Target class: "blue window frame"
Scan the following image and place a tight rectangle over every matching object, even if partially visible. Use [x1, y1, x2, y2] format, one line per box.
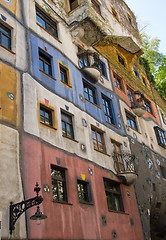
[97, 60, 107, 78]
[102, 95, 116, 125]
[83, 81, 97, 104]
[0, 23, 11, 50]
[39, 50, 52, 76]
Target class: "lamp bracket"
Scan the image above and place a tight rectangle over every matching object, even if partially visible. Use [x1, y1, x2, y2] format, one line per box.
[9, 195, 43, 234]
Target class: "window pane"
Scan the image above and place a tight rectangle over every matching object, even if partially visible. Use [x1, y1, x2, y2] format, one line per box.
[1, 34, 9, 48]
[36, 15, 46, 28]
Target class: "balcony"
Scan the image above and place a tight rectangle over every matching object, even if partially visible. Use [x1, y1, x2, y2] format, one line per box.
[78, 51, 101, 83]
[131, 91, 146, 117]
[112, 151, 138, 185]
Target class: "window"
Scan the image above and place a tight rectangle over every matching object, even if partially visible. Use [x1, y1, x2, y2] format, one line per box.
[102, 95, 116, 125]
[39, 50, 52, 76]
[154, 126, 166, 148]
[144, 100, 152, 114]
[40, 105, 53, 126]
[83, 81, 97, 104]
[111, 6, 119, 21]
[103, 178, 124, 212]
[142, 77, 147, 86]
[61, 111, 74, 139]
[133, 67, 140, 79]
[36, 7, 58, 39]
[91, 0, 101, 14]
[77, 180, 92, 203]
[97, 60, 107, 77]
[79, 52, 89, 68]
[113, 73, 122, 90]
[91, 127, 106, 153]
[126, 111, 138, 131]
[0, 23, 11, 50]
[51, 165, 67, 202]
[118, 54, 125, 66]
[161, 112, 166, 124]
[60, 65, 68, 84]
[69, 0, 79, 11]
[127, 88, 134, 105]
[160, 166, 166, 179]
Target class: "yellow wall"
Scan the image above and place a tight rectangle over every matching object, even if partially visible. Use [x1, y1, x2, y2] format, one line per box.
[0, 0, 20, 18]
[0, 62, 20, 126]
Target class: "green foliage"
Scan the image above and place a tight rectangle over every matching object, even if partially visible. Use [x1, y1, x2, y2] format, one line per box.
[140, 33, 166, 100]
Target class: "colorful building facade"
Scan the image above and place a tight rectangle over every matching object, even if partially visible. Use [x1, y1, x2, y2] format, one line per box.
[0, 0, 166, 239]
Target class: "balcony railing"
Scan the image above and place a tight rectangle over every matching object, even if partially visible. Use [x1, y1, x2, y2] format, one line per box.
[112, 151, 138, 185]
[78, 51, 101, 83]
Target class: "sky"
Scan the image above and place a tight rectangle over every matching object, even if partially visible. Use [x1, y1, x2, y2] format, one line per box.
[124, 0, 166, 55]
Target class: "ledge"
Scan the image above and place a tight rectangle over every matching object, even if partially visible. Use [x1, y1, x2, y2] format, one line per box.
[79, 201, 94, 206]
[94, 148, 110, 157]
[62, 135, 79, 143]
[36, 23, 62, 44]
[128, 126, 141, 135]
[85, 99, 101, 109]
[60, 80, 72, 89]
[53, 200, 72, 205]
[40, 121, 57, 130]
[106, 121, 119, 129]
[0, 44, 15, 55]
[39, 69, 56, 81]
[108, 210, 129, 215]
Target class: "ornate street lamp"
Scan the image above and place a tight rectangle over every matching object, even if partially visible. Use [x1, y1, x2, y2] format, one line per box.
[9, 182, 47, 234]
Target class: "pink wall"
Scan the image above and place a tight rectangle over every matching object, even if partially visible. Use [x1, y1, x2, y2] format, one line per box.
[22, 134, 144, 240]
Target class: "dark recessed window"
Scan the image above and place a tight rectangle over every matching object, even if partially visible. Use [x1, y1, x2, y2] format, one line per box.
[160, 165, 166, 179]
[69, 0, 79, 11]
[126, 111, 138, 131]
[39, 50, 52, 76]
[61, 111, 74, 139]
[142, 77, 147, 86]
[102, 95, 116, 125]
[79, 53, 89, 68]
[118, 55, 125, 66]
[36, 7, 58, 39]
[77, 180, 92, 203]
[103, 178, 124, 212]
[133, 67, 140, 79]
[97, 60, 107, 77]
[40, 105, 53, 126]
[144, 100, 152, 114]
[83, 81, 97, 104]
[60, 65, 68, 84]
[111, 6, 119, 21]
[91, 127, 106, 153]
[51, 165, 67, 202]
[113, 74, 122, 90]
[154, 127, 166, 148]
[127, 88, 134, 105]
[0, 23, 11, 50]
[91, 0, 101, 14]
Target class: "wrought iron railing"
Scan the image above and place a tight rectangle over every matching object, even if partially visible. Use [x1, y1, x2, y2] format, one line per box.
[77, 51, 100, 69]
[112, 151, 138, 174]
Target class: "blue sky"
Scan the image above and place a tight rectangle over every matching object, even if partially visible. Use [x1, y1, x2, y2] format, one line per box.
[124, 0, 166, 55]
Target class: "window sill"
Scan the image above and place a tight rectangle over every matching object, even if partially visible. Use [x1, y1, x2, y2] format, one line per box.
[94, 148, 110, 157]
[53, 200, 72, 205]
[115, 86, 125, 93]
[62, 135, 79, 143]
[85, 99, 101, 109]
[106, 121, 119, 129]
[128, 126, 141, 134]
[79, 201, 94, 206]
[108, 210, 129, 215]
[0, 44, 15, 55]
[60, 80, 72, 88]
[36, 23, 62, 44]
[39, 69, 56, 81]
[40, 121, 57, 130]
